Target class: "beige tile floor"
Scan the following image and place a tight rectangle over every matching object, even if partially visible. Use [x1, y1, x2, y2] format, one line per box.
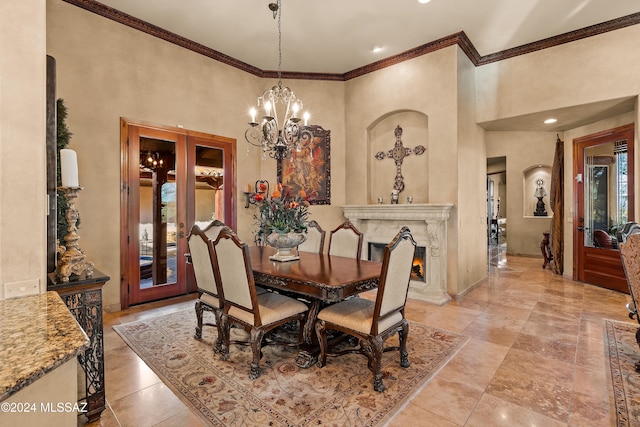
[85, 253, 634, 426]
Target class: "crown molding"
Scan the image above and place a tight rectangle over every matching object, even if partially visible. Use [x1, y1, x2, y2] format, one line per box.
[62, 1, 640, 81]
[476, 12, 640, 66]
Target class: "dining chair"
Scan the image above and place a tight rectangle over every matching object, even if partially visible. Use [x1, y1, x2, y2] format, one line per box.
[297, 220, 326, 254]
[211, 228, 309, 379]
[621, 232, 640, 371]
[200, 219, 228, 241]
[315, 226, 416, 392]
[328, 220, 363, 259]
[186, 224, 227, 352]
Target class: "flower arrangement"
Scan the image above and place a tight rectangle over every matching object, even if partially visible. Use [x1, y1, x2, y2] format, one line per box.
[254, 183, 310, 238]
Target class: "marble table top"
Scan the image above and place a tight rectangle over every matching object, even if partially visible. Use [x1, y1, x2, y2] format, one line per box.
[0, 291, 89, 401]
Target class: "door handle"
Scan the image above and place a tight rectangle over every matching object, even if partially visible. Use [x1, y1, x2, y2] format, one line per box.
[179, 231, 185, 238]
[577, 226, 584, 231]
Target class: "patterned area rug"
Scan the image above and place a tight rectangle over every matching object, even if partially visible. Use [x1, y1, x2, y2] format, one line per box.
[113, 309, 468, 426]
[605, 320, 640, 426]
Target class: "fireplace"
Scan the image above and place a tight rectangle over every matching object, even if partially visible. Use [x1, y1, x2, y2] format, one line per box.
[343, 203, 453, 305]
[368, 242, 426, 282]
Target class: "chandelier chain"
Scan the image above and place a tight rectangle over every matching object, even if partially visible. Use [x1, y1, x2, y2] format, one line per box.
[277, 0, 282, 83]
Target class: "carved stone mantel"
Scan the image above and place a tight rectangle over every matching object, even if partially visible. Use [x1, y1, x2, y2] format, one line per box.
[343, 204, 453, 305]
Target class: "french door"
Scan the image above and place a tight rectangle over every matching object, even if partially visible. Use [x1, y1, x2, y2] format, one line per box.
[121, 119, 236, 308]
[574, 123, 634, 293]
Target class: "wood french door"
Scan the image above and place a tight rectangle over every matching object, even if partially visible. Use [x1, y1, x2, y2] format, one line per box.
[121, 119, 236, 308]
[574, 123, 634, 293]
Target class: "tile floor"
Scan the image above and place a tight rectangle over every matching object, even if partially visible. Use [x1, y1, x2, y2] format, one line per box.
[85, 253, 633, 426]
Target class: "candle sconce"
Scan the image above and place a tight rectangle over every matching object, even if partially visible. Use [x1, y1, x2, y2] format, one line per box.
[56, 186, 94, 282]
[244, 179, 270, 208]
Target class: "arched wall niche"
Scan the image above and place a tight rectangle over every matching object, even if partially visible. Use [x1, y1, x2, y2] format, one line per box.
[523, 164, 552, 217]
[366, 110, 429, 204]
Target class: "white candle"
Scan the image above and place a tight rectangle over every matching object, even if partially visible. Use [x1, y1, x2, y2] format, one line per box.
[303, 112, 310, 126]
[60, 148, 79, 188]
[250, 108, 256, 123]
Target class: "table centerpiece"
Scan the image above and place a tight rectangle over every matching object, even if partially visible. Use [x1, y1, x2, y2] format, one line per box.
[254, 183, 310, 261]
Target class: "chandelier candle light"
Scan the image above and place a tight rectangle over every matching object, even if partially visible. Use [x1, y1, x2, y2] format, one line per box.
[245, 0, 312, 161]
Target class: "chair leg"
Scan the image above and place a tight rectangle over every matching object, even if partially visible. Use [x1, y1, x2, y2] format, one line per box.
[249, 329, 265, 380]
[635, 327, 640, 373]
[194, 299, 203, 339]
[369, 335, 386, 392]
[315, 320, 328, 368]
[398, 320, 410, 368]
[213, 310, 223, 354]
[219, 314, 230, 361]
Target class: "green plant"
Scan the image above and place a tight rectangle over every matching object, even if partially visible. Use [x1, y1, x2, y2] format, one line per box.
[254, 184, 310, 237]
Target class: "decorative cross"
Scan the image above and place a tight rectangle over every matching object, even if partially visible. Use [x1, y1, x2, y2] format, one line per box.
[374, 125, 426, 192]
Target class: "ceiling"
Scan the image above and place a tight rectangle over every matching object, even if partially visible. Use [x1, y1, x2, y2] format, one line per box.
[93, 0, 640, 74]
[84, 0, 640, 131]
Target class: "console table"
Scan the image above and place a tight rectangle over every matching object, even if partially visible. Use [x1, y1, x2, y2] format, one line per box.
[48, 269, 109, 423]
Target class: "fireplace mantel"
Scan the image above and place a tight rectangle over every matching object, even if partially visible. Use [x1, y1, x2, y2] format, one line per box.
[342, 204, 453, 221]
[343, 204, 453, 305]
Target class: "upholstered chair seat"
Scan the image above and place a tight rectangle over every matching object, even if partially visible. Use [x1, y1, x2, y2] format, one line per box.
[316, 226, 416, 392]
[317, 297, 403, 334]
[212, 228, 308, 380]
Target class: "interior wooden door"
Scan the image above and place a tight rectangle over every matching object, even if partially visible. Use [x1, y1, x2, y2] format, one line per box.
[124, 125, 187, 305]
[574, 123, 634, 293]
[121, 119, 236, 308]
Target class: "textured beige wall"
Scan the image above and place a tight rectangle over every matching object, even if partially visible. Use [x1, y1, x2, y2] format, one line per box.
[0, 0, 47, 299]
[44, 0, 640, 305]
[456, 48, 487, 292]
[486, 132, 556, 256]
[47, 0, 346, 309]
[344, 46, 488, 295]
[476, 26, 640, 124]
[479, 25, 640, 277]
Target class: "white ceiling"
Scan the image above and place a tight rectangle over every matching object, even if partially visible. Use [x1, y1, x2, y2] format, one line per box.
[90, 0, 639, 131]
[95, 0, 640, 74]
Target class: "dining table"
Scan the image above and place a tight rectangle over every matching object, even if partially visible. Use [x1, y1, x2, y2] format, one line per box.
[248, 245, 383, 367]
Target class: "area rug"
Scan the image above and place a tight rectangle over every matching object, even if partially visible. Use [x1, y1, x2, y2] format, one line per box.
[113, 309, 468, 426]
[605, 319, 640, 426]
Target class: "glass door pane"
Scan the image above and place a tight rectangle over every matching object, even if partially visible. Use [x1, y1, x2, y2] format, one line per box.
[583, 141, 627, 249]
[139, 138, 178, 288]
[193, 145, 224, 229]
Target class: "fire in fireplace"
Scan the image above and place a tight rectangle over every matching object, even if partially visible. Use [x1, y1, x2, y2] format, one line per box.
[368, 242, 427, 282]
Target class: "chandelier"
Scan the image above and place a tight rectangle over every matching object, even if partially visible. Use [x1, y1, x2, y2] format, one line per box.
[245, 0, 311, 161]
[140, 151, 164, 171]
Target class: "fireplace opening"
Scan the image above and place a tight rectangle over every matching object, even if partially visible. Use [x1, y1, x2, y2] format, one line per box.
[368, 242, 426, 282]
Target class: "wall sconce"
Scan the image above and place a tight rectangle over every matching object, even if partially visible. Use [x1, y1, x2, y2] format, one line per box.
[244, 180, 270, 208]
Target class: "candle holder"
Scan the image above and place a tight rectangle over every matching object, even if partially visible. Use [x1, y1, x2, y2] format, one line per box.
[243, 180, 270, 208]
[56, 186, 94, 282]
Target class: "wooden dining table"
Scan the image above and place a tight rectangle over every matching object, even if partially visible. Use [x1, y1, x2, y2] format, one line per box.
[248, 246, 383, 367]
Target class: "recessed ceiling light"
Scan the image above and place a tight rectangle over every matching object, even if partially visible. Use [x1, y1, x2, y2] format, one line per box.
[544, 118, 557, 124]
[372, 46, 383, 53]
[418, 0, 431, 4]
